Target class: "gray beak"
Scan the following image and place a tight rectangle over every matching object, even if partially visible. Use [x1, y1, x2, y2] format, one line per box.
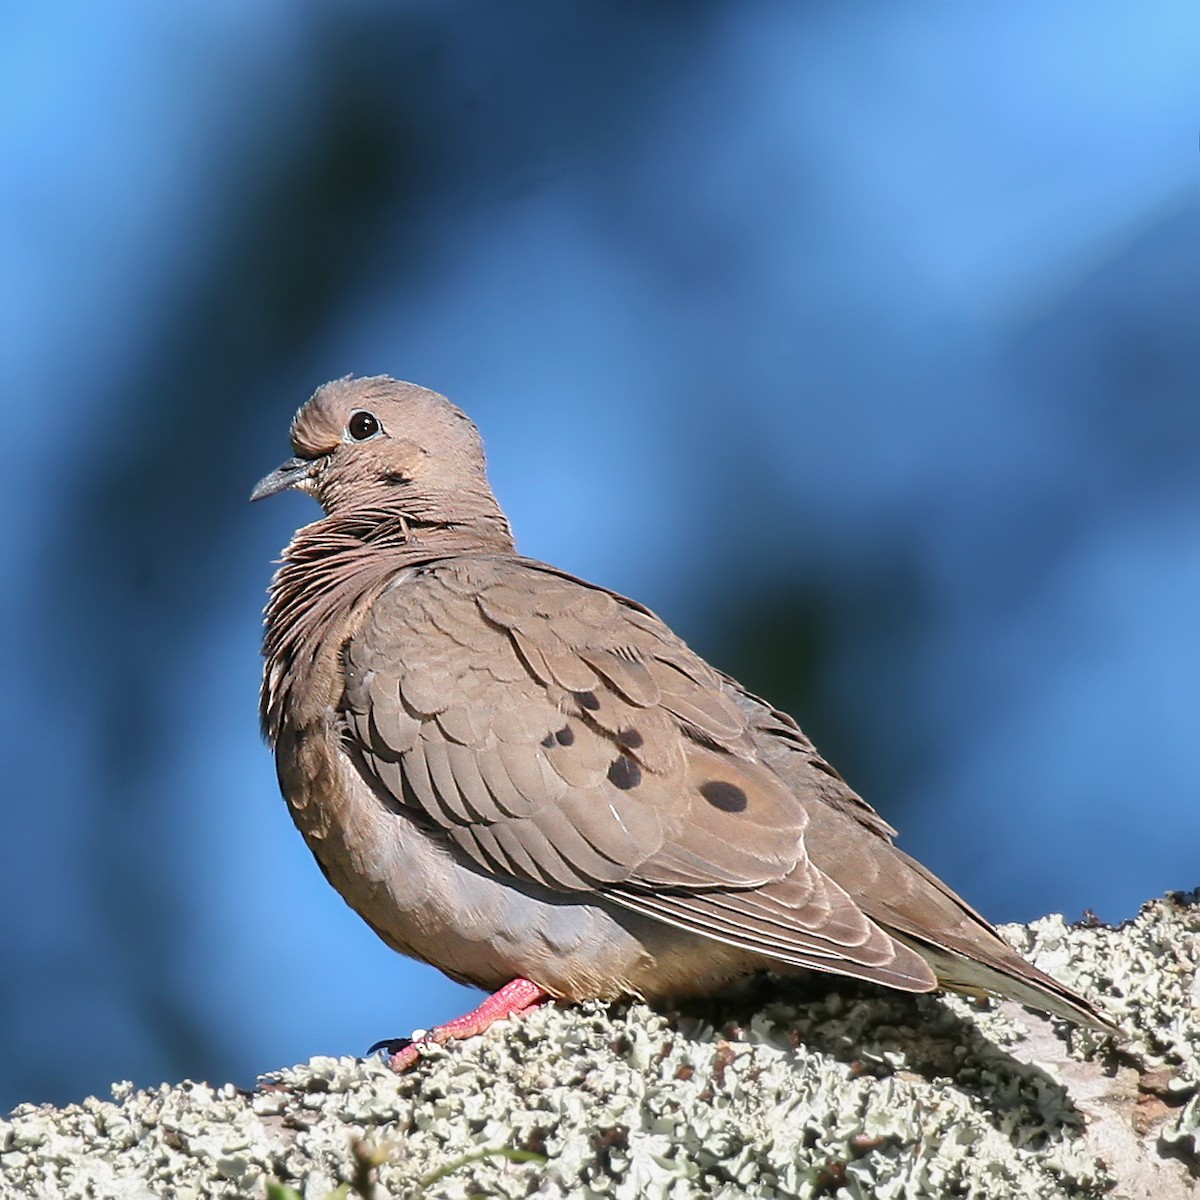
[250, 457, 314, 502]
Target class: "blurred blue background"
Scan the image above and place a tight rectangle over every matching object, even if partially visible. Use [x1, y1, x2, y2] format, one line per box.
[2, 1, 1197, 1112]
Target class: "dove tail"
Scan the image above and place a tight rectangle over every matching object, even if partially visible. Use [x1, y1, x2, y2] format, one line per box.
[888, 931, 1117, 1033]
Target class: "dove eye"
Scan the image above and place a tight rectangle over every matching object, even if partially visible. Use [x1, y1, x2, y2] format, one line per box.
[347, 410, 381, 441]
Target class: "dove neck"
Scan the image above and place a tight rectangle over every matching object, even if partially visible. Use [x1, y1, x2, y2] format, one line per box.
[260, 505, 513, 742]
[317, 480, 516, 555]
[390, 488, 515, 556]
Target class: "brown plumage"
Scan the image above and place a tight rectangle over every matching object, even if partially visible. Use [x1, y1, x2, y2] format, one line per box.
[254, 375, 1113, 1039]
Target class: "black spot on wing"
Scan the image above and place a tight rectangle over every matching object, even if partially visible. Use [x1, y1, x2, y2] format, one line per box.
[555, 725, 575, 746]
[607, 755, 642, 791]
[540, 732, 556, 748]
[574, 690, 601, 711]
[699, 780, 748, 813]
[617, 727, 643, 749]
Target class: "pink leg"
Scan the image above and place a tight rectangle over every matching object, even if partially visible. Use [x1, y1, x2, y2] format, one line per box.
[382, 977, 548, 1072]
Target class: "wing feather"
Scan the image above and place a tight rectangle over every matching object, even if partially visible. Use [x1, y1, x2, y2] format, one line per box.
[342, 556, 915, 980]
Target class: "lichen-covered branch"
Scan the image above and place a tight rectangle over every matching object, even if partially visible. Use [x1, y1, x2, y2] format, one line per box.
[2, 892, 1197, 1199]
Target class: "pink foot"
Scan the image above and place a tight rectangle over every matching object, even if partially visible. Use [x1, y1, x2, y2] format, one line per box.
[377, 977, 548, 1072]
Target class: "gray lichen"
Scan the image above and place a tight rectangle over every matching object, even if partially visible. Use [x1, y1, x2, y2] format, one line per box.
[2, 891, 1197, 1199]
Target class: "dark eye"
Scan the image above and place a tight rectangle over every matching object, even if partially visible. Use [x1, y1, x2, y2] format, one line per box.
[347, 410, 380, 441]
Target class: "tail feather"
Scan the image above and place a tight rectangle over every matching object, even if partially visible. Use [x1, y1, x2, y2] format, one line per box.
[888, 930, 1118, 1033]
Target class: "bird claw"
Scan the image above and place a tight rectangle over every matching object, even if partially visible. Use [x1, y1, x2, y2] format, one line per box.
[369, 978, 549, 1073]
[367, 1036, 413, 1058]
[367, 1035, 425, 1072]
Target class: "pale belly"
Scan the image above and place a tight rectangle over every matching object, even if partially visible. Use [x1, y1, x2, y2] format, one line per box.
[276, 723, 764, 1002]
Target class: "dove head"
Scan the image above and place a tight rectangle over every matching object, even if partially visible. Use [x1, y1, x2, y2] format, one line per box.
[253, 376, 513, 546]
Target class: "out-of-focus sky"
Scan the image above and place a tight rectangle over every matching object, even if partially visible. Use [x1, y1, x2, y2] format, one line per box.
[2, 1, 1196, 1112]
